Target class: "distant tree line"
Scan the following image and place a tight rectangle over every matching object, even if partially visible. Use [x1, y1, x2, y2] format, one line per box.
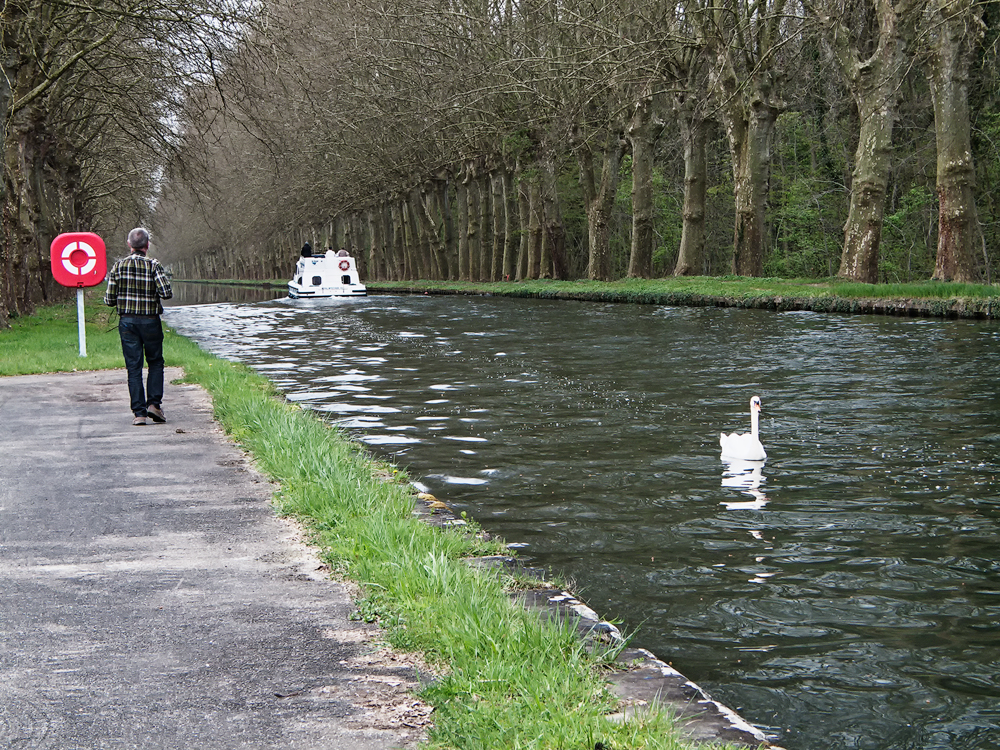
[154, 0, 999, 288]
[2, 0, 997, 327]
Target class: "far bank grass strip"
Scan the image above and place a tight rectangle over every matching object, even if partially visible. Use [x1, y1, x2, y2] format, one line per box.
[177, 274, 1000, 318]
[1, 300, 725, 750]
[362, 277, 1000, 318]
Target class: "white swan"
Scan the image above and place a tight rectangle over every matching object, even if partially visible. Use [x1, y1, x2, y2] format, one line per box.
[720, 395, 767, 461]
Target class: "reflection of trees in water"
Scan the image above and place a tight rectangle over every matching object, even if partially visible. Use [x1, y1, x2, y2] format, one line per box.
[165, 283, 287, 306]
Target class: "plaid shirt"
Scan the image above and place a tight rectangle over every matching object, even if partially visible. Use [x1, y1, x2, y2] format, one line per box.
[104, 252, 173, 315]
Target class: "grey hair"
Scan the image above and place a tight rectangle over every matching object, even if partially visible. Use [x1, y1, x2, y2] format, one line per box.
[127, 227, 150, 250]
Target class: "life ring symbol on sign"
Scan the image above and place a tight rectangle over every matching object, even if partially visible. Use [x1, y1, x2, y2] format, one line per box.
[50, 231, 106, 288]
[339, 259, 350, 271]
[62, 240, 98, 276]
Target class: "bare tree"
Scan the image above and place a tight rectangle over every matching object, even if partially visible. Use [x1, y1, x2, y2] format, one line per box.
[699, 0, 801, 276]
[809, 0, 915, 282]
[151, 0, 996, 288]
[2, 0, 254, 324]
[577, 126, 627, 280]
[627, 87, 658, 278]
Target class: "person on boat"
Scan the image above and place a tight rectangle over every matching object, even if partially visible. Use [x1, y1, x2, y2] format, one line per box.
[336, 247, 350, 257]
[300, 242, 312, 257]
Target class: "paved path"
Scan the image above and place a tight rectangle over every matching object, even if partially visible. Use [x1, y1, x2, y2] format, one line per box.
[0, 368, 429, 749]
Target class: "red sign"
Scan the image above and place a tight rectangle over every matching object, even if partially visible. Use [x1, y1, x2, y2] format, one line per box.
[50, 232, 107, 287]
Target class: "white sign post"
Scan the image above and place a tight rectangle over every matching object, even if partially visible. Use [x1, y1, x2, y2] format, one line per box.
[76, 288, 88, 357]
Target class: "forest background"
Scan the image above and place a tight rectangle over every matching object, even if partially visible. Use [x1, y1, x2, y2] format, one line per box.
[3, 0, 999, 328]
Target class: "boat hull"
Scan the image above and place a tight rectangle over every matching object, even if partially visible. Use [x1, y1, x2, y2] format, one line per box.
[287, 282, 367, 298]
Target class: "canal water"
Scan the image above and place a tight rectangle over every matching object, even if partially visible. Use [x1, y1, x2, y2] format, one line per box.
[164, 285, 1000, 750]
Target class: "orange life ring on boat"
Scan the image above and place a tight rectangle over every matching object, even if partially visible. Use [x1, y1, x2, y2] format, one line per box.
[339, 260, 350, 271]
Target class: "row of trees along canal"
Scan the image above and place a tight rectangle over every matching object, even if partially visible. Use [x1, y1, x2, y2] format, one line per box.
[4, 0, 999, 327]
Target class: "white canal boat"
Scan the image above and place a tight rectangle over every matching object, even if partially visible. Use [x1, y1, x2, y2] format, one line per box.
[287, 251, 367, 298]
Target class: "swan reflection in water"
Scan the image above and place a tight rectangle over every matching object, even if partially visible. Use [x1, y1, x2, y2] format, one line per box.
[721, 459, 769, 510]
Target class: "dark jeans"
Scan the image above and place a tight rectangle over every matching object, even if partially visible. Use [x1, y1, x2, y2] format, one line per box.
[118, 315, 165, 417]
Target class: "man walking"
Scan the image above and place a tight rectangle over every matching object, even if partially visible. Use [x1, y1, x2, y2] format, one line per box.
[104, 227, 173, 425]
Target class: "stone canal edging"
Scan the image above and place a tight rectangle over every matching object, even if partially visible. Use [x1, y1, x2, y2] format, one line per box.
[413, 494, 785, 749]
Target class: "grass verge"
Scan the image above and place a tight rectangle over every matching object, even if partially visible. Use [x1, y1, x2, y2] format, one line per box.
[0, 291, 124, 375]
[362, 277, 1000, 318]
[1, 297, 727, 750]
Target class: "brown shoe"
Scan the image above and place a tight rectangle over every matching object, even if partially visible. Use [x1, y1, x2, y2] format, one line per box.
[133, 415, 147, 426]
[147, 405, 166, 423]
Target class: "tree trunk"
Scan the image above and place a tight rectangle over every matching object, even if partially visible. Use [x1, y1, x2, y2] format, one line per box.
[516, 160, 530, 280]
[627, 92, 655, 278]
[3, 105, 52, 322]
[382, 203, 396, 280]
[366, 208, 383, 280]
[830, 0, 907, 283]
[838, 96, 895, 282]
[710, 33, 782, 278]
[441, 176, 458, 280]
[412, 185, 433, 278]
[724, 99, 779, 276]
[426, 179, 451, 280]
[467, 166, 482, 281]
[526, 171, 542, 279]
[372, 204, 388, 280]
[674, 109, 708, 276]
[925, 0, 985, 282]
[456, 165, 470, 280]
[577, 133, 626, 281]
[350, 212, 366, 278]
[390, 200, 407, 280]
[405, 195, 426, 279]
[502, 166, 518, 281]
[474, 171, 489, 281]
[542, 150, 567, 279]
[490, 168, 505, 281]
